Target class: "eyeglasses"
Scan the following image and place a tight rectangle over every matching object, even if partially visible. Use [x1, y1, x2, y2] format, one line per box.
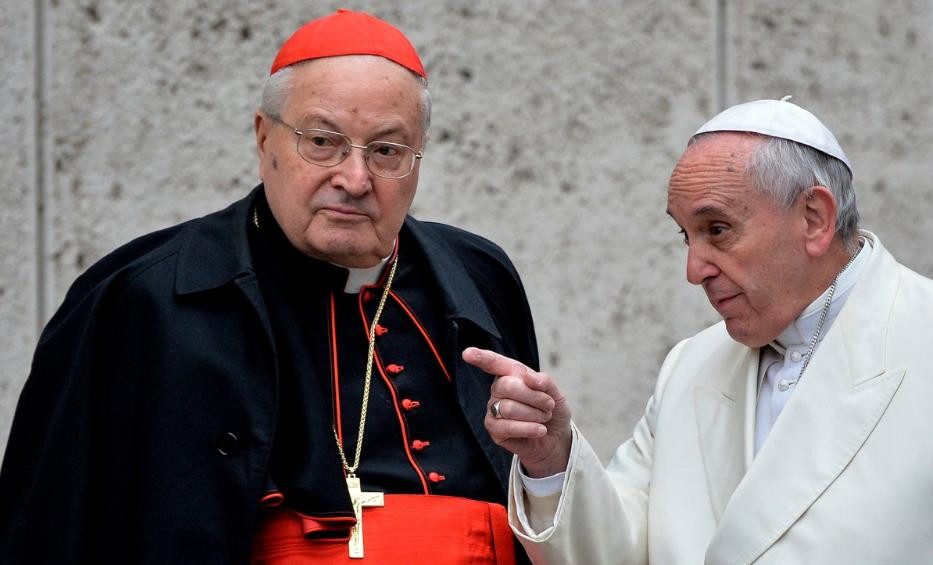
[269, 114, 423, 179]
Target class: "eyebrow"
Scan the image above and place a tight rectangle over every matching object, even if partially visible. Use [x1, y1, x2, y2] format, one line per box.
[301, 116, 339, 131]
[691, 204, 729, 218]
[665, 204, 731, 221]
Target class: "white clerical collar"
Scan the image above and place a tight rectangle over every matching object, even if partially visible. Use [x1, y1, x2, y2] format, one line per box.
[772, 236, 873, 351]
[333, 244, 395, 294]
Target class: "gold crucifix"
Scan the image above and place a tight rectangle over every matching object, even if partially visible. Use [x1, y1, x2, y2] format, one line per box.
[346, 476, 384, 558]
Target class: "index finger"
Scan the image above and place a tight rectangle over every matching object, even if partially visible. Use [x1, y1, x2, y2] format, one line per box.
[462, 347, 529, 378]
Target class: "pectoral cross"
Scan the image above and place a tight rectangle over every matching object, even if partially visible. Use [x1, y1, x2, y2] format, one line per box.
[346, 475, 384, 558]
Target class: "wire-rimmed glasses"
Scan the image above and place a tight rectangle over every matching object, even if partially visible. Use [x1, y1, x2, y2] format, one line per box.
[269, 114, 422, 179]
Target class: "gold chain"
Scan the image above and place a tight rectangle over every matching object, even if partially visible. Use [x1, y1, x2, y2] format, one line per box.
[332, 256, 399, 476]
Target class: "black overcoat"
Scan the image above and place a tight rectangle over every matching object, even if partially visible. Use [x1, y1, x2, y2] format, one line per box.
[0, 187, 538, 564]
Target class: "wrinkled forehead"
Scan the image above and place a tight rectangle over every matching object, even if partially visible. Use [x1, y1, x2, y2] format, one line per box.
[670, 133, 763, 186]
[667, 133, 763, 211]
[285, 55, 424, 124]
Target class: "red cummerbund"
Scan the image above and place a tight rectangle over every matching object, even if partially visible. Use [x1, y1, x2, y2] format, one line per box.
[251, 494, 516, 564]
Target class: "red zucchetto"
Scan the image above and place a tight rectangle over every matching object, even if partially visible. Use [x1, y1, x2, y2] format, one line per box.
[270, 9, 426, 78]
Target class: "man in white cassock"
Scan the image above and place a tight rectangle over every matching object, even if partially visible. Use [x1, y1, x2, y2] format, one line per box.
[464, 98, 933, 564]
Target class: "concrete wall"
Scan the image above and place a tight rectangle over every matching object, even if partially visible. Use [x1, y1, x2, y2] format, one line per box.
[2, 0, 930, 462]
[2, 0, 39, 460]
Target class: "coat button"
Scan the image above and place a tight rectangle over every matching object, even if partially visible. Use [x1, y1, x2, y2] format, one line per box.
[386, 364, 405, 375]
[401, 398, 421, 411]
[411, 439, 430, 451]
[375, 324, 389, 337]
[217, 432, 239, 456]
[428, 472, 446, 483]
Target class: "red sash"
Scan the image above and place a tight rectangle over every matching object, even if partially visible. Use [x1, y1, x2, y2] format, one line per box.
[251, 494, 516, 564]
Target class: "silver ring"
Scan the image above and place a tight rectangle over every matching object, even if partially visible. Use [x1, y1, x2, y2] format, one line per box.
[490, 399, 502, 419]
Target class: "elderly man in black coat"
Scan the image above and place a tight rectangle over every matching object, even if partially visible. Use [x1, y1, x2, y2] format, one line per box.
[0, 10, 537, 564]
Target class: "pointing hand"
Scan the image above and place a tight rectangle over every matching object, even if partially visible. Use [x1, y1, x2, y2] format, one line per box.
[463, 347, 572, 477]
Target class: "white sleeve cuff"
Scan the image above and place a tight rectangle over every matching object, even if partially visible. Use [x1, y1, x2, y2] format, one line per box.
[518, 466, 566, 497]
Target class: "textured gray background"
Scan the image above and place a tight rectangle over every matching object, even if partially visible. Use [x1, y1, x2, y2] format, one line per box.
[2, 0, 930, 463]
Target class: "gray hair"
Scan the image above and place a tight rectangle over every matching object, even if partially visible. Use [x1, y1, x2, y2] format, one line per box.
[690, 132, 860, 252]
[260, 59, 432, 143]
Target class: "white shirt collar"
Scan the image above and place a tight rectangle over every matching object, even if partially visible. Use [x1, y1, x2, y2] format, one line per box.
[334, 245, 395, 294]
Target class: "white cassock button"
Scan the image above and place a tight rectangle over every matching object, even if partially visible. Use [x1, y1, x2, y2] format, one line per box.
[790, 350, 803, 363]
[777, 379, 794, 392]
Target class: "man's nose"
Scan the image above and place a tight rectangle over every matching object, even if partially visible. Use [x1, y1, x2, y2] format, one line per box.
[331, 147, 373, 196]
[686, 244, 719, 285]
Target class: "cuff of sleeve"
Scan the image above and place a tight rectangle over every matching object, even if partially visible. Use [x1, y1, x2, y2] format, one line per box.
[519, 467, 566, 497]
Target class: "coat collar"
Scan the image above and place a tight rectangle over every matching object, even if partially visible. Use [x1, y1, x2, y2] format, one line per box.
[705, 231, 907, 564]
[174, 187, 258, 294]
[401, 217, 503, 340]
[174, 186, 503, 343]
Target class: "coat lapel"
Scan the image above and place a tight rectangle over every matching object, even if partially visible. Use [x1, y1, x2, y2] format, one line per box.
[706, 234, 907, 564]
[694, 344, 756, 522]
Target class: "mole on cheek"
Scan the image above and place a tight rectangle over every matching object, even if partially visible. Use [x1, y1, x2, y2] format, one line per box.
[272, 156, 279, 170]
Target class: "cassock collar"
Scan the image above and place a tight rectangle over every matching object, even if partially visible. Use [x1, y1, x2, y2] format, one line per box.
[175, 185, 502, 340]
[341, 254, 391, 293]
[772, 236, 873, 351]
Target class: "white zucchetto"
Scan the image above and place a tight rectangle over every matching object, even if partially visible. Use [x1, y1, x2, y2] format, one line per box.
[694, 96, 852, 173]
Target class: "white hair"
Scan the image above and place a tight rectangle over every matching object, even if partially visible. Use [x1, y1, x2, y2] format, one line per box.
[689, 132, 860, 253]
[260, 59, 432, 142]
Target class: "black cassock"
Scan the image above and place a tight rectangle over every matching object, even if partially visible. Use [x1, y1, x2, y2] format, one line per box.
[0, 186, 538, 564]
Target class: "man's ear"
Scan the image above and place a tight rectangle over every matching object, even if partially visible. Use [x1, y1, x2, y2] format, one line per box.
[255, 112, 271, 180]
[255, 112, 269, 157]
[802, 185, 838, 258]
